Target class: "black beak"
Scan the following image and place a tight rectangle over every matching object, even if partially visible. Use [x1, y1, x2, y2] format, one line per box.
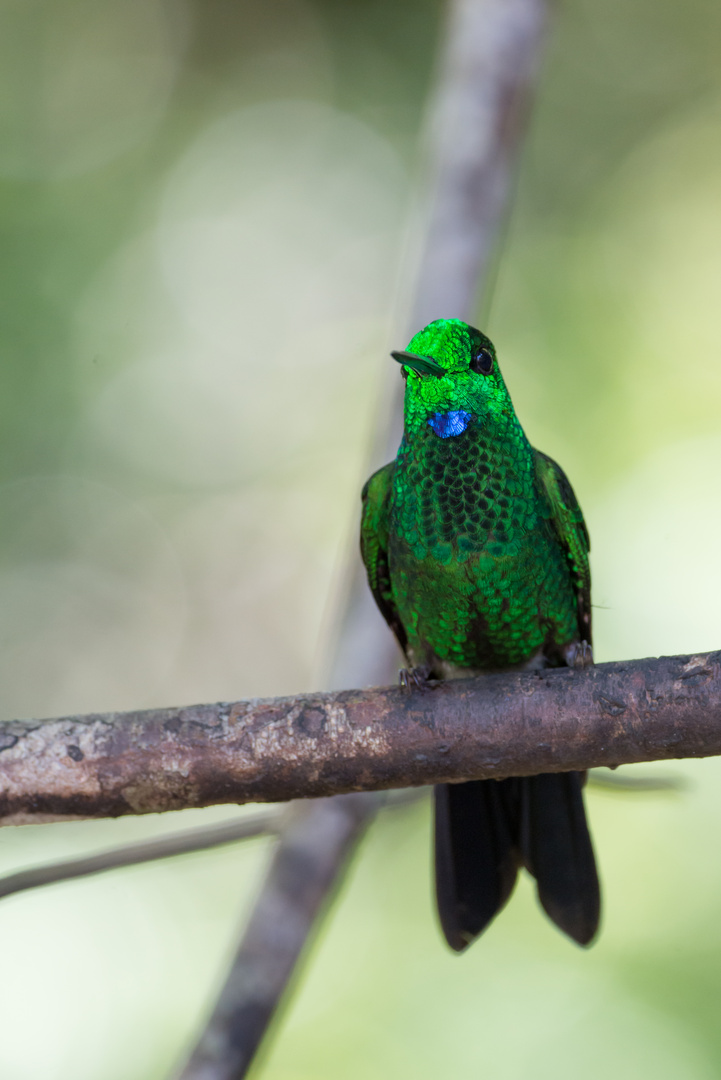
[391, 350, 446, 378]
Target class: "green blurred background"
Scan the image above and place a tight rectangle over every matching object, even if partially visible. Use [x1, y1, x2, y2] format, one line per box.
[0, 0, 720, 1076]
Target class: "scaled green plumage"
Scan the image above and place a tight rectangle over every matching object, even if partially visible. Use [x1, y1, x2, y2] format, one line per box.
[362, 319, 591, 672]
[361, 318, 599, 950]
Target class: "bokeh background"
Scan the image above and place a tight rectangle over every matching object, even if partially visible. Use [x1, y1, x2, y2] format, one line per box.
[0, 0, 720, 1076]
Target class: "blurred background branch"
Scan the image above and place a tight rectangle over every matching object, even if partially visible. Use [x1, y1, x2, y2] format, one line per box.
[174, 795, 376, 1080]
[0, 771, 681, 906]
[0, 810, 279, 901]
[173, 1, 549, 1076]
[0, 790, 424, 902]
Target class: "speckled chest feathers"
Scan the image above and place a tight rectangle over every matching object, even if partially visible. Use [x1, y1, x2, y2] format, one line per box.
[361, 319, 591, 676]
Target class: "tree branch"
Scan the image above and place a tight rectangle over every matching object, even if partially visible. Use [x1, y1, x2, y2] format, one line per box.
[0, 790, 423, 902]
[1, 651, 717, 825]
[0, 811, 278, 901]
[408, 0, 547, 330]
[173, 796, 375, 1080]
[173, 0, 550, 1075]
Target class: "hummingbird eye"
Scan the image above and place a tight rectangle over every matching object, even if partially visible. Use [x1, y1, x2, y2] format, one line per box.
[470, 348, 494, 375]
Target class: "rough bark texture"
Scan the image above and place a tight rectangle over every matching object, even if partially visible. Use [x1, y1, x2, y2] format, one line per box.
[174, 796, 375, 1080]
[0, 651, 718, 826]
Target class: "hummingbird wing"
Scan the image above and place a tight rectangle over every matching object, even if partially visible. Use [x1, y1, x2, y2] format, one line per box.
[526, 449, 599, 945]
[533, 449, 592, 647]
[360, 462, 408, 653]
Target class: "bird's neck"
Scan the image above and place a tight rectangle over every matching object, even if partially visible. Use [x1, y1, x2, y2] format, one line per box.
[398, 407, 532, 478]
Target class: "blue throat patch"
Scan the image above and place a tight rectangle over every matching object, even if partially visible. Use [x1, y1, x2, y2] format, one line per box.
[428, 409, 472, 439]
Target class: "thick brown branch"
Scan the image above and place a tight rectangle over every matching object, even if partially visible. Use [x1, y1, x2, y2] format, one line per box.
[0, 651, 717, 825]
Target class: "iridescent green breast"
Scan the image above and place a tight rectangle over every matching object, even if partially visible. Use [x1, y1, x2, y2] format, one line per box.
[387, 414, 578, 670]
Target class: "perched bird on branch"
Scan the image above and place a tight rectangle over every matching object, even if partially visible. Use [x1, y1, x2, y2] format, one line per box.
[361, 318, 600, 950]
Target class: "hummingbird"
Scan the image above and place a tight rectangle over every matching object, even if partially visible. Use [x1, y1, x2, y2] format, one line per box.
[360, 318, 600, 951]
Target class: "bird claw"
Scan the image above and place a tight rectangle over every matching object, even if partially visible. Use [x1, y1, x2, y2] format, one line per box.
[565, 640, 594, 669]
[399, 665, 433, 691]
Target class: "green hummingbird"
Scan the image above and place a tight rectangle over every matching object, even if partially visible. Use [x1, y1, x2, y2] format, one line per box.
[360, 318, 600, 951]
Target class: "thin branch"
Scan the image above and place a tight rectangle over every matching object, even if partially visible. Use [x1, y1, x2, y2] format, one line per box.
[172, 795, 376, 1080]
[587, 769, 688, 793]
[0, 811, 279, 901]
[0, 650, 717, 825]
[0, 790, 425, 903]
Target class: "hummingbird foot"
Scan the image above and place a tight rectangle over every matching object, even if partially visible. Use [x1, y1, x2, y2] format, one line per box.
[399, 665, 433, 691]
[564, 640, 594, 669]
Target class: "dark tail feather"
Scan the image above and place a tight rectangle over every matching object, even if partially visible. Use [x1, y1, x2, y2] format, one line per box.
[520, 771, 600, 946]
[434, 779, 520, 952]
[434, 773, 601, 951]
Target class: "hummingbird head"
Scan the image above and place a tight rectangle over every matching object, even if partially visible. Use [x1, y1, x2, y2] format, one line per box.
[392, 318, 512, 439]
